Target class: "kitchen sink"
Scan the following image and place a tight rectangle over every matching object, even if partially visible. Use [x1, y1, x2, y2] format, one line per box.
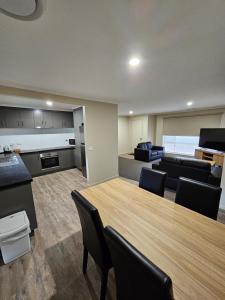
[0, 156, 19, 167]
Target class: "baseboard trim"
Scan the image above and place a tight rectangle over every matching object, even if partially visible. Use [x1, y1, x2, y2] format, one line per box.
[89, 175, 119, 186]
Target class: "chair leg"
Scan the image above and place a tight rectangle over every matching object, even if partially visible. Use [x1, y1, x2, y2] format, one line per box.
[83, 247, 88, 274]
[100, 269, 109, 300]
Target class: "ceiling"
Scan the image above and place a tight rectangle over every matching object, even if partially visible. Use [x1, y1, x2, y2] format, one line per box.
[0, 94, 80, 111]
[0, 0, 225, 115]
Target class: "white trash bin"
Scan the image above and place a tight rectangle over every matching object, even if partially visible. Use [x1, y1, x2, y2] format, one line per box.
[0, 211, 31, 264]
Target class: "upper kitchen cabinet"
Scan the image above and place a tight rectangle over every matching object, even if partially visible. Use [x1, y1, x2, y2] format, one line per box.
[34, 110, 53, 128]
[0, 106, 74, 129]
[61, 112, 74, 128]
[18, 109, 35, 128]
[0, 108, 7, 128]
[0, 107, 34, 128]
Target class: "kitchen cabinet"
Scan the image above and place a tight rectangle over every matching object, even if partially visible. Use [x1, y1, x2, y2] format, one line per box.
[0, 106, 74, 129]
[58, 148, 75, 169]
[0, 109, 6, 128]
[51, 111, 73, 128]
[20, 152, 42, 176]
[19, 109, 34, 128]
[2, 108, 21, 128]
[61, 112, 74, 128]
[0, 107, 34, 128]
[34, 110, 53, 129]
[21, 148, 75, 177]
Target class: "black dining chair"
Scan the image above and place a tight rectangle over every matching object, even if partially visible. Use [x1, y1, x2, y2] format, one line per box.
[139, 167, 167, 196]
[104, 226, 174, 300]
[175, 177, 222, 220]
[71, 190, 112, 300]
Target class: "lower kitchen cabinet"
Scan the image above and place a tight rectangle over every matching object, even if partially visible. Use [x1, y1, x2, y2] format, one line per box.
[74, 146, 82, 170]
[20, 152, 41, 176]
[58, 149, 75, 169]
[20, 148, 76, 177]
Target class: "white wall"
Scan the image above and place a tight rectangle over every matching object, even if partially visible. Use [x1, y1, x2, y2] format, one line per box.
[0, 133, 74, 151]
[118, 117, 131, 154]
[148, 115, 156, 144]
[0, 86, 118, 185]
[129, 115, 148, 150]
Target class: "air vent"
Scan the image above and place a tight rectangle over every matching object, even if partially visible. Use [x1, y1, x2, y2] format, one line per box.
[0, 0, 44, 20]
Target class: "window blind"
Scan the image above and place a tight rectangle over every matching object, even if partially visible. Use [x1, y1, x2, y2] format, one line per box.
[163, 114, 222, 136]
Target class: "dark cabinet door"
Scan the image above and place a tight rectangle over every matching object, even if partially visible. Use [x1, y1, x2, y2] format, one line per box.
[0, 110, 6, 128]
[33, 109, 43, 128]
[74, 146, 82, 170]
[52, 111, 64, 128]
[4, 108, 21, 128]
[19, 109, 35, 128]
[43, 111, 53, 128]
[34, 110, 53, 128]
[61, 112, 74, 128]
[20, 153, 42, 176]
[58, 149, 75, 168]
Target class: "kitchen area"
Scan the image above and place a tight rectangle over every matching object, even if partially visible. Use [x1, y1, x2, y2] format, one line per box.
[0, 104, 87, 263]
[0, 106, 86, 177]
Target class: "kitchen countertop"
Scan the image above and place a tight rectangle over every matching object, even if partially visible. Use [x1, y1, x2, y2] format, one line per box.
[0, 153, 32, 189]
[20, 145, 76, 154]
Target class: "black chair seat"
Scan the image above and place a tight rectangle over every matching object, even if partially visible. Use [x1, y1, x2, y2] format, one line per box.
[175, 177, 222, 220]
[104, 226, 174, 300]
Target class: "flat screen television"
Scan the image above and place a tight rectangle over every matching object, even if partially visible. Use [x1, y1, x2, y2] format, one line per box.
[199, 128, 225, 152]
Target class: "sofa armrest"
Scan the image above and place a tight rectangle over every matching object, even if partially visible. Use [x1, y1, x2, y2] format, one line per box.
[208, 175, 221, 187]
[134, 148, 151, 162]
[151, 146, 165, 151]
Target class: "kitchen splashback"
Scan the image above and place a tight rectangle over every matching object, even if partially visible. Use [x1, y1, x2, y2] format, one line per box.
[0, 133, 75, 151]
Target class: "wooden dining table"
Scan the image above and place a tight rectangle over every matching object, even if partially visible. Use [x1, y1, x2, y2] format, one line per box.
[81, 178, 225, 300]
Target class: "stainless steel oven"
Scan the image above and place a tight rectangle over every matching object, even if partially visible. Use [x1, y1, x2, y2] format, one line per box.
[40, 152, 59, 170]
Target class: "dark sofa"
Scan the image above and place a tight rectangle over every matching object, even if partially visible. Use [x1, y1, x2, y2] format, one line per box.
[134, 142, 164, 162]
[152, 157, 221, 190]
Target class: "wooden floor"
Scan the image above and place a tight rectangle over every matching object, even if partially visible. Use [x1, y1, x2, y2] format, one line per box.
[0, 170, 224, 300]
[0, 169, 116, 300]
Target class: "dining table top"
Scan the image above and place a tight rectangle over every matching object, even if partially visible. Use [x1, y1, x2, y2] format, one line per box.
[80, 178, 225, 300]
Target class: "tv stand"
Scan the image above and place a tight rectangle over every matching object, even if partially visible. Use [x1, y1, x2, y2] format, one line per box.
[195, 148, 224, 167]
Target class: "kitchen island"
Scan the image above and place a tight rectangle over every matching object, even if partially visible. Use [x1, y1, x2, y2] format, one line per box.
[0, 153, 37, 232]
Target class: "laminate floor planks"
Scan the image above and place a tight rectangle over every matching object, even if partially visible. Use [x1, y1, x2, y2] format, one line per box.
[0, 170, 224, 300]
[0, 169, 116, 300]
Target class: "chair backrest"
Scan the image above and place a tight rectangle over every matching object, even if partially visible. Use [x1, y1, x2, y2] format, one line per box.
[175, 177, 222, 220]
[139, 167, 167, 196]
[104, 226, 174, 300]
[71, 190, 111, 269]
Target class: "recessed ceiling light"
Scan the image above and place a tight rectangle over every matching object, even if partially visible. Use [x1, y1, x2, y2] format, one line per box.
[129, 57, 140, 67]
[187, 101, 193, 106]
[129, 110, 134, 115]
[46, 100, 53, 106]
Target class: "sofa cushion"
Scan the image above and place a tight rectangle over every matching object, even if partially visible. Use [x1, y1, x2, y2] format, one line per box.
[146, 142, 152, 150]
[181, 159, 211, 170]
[137, 142, 152, 150]
[161, 157, 182, 164]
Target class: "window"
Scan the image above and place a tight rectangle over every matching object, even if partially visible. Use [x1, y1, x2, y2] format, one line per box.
[163, 136, 199, 155]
